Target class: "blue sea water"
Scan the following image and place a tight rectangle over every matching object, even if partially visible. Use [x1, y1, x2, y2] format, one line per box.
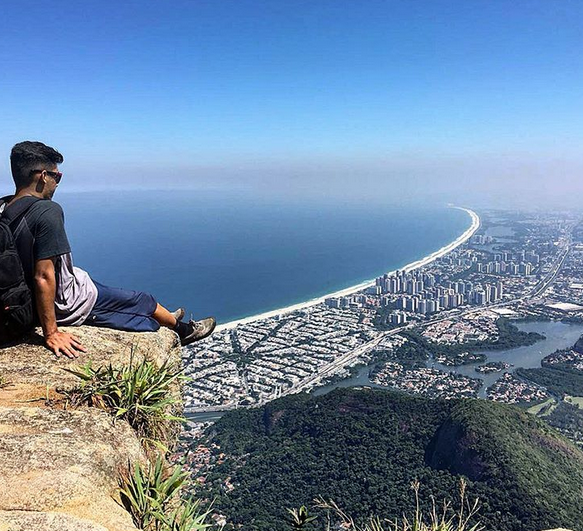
[56, 191, 470, 324]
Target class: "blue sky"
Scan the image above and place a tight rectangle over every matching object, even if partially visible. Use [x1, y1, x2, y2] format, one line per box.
[1, 0, 583, 206]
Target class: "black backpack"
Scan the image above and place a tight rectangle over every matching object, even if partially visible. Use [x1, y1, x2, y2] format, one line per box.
[0, 197, 40, 344]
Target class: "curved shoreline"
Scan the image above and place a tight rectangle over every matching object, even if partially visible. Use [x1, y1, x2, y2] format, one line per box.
[217, 206, 480, 331]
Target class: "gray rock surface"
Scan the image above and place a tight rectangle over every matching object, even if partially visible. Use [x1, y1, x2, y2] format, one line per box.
[0, 326, 178, 392]
[0, 406, 142, 530]
[0, 326, 182, 531]
[0, 509, 110, 530]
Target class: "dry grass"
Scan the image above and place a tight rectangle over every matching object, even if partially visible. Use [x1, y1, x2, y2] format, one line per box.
[289, 480, 483, 531]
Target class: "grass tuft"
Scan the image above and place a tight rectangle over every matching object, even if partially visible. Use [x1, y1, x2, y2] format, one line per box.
[289, 479, 482, 531]
[64, 352, 186, 446]
[120, 456, 212, 531]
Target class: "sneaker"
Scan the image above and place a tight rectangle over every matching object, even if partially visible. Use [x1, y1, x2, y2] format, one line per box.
[171, 308, 185, 321]
[180, 317, 216, 346]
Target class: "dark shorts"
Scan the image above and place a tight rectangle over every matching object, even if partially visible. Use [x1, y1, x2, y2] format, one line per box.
[85, 281, 160, 332]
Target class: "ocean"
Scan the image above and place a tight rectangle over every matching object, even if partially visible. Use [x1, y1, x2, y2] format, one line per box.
[56, 191, 470, 324]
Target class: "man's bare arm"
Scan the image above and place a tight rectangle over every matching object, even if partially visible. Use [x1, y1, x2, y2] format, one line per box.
[34, 258, 87, 358]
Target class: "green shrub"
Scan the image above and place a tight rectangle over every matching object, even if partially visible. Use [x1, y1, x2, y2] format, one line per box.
[65, 354, 186, 445]
[120, 456, 212, 531]
[287, 506, 317, 529]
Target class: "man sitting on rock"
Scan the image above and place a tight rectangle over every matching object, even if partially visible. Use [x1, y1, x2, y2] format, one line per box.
[1, 141, 215, 358]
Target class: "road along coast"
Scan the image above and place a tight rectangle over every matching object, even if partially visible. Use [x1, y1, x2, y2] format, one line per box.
[217, 206, 480, 332]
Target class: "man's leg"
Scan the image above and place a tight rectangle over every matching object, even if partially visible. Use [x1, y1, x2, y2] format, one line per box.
[159, 304, 216, 346]
[152, 303, 178, 328]
[87, 282, 215, 345]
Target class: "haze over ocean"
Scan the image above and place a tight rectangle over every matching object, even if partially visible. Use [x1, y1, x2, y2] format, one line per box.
[56, 191, 470, 324]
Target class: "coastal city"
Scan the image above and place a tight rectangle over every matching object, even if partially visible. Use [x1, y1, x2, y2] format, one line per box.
[182, 207, 583, 417]
[6, 5, 583, 531]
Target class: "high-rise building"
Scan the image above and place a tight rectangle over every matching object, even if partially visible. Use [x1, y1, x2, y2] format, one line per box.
[448, 293, 459, 308]
[423, 274, 436, 287]
[406, 280, 416, 295]
[388, 277, 398, 293]
[490, 285, 498, 301]
[340, 297, 352, 308]
[325, 298, 340, 308]
[389, 312, 407, 325]
[405, 297, 418, 312]
[398, 276, 404, 293]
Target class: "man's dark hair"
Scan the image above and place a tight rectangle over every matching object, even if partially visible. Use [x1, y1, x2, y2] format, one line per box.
[10, 141, 64, 189]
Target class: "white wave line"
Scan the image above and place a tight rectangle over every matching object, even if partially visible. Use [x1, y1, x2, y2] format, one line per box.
[217, 206, 480, 331]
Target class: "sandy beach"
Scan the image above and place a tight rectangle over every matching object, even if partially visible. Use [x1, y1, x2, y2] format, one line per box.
[218, 207, 480, 331]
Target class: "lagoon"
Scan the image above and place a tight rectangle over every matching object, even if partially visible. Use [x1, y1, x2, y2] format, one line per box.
[314, 320, 583, 398]
[187, 320, 583, 421]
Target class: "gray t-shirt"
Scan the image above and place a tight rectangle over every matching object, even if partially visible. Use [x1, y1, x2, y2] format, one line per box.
[53, 252, 98, 326]
[4, 198, 97, 326]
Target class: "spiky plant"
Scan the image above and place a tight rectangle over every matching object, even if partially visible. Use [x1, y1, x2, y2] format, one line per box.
[64, 353, 186, 445]
[287, 506, 317, 529]
[119, 456, 212, 531]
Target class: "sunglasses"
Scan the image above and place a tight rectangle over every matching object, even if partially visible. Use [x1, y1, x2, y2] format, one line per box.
[30, 169, 63, 184]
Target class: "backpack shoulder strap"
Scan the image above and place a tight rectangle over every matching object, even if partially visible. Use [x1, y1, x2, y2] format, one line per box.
[1, 197, 42, 226]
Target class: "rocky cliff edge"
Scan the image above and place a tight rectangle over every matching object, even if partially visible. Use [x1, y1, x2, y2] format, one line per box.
[0, 327, 575, 531]
[0, 326, 181, 531]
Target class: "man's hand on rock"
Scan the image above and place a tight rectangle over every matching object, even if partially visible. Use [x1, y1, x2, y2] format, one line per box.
[45, 331, 87, 359]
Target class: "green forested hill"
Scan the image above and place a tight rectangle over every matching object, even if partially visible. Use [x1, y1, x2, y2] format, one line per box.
[199, 389, 583, 531]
